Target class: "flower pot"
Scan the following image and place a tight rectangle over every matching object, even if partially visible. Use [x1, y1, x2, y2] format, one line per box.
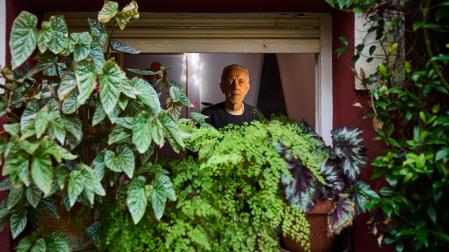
[282, 200, 334, 252]
[40, 199, 95, 251]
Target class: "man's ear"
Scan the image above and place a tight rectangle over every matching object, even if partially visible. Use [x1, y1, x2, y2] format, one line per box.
[220, 82, 226, 94]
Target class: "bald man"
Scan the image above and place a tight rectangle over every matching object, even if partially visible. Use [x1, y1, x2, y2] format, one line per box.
[202, 64, 257, 129]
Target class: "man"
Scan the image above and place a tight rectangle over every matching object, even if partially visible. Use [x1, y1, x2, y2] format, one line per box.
[202, 64, 257, 129]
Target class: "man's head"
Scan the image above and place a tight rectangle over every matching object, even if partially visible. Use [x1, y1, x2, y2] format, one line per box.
[220, 64, 250, 108]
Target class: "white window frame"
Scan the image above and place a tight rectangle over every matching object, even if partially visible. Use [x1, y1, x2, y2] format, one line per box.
[49, 12, 333, 144]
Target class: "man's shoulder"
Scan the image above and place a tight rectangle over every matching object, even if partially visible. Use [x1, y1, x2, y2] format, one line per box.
[201, 102, 226, 114]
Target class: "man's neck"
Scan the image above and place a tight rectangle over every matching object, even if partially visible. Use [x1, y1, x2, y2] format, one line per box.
[225, 101, 244, 115]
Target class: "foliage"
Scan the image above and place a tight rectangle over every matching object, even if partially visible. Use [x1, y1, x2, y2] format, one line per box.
[98, 120, 324, 252]
[326, 0, 449, 251]
[0, 0, 190, 249]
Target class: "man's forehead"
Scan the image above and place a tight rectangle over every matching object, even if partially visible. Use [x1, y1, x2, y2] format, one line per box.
[224, 68, 248, 78]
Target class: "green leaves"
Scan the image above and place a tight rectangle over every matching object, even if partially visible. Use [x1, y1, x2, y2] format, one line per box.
[88, 18, 107, 45]
[10, 11, 38, 69]
[104, 146, 135, 178]
[68, 164, 105, 207]
[75, 60, 96, 105]
[111, 39, 140, 54]
[31, 151, 53, 195]
[130, 77, 160, 114]
[169, 85, 192, 107]
[10, 209, 28, 239]
[100, 59, 126, 115]
[70, 32, 92, 62]
[98, 1, 119, 24]
[126, 176, 147, 224]
[132, 112, 152, 153]
[150, 174, 176, 220]
[37, 15, 68, 54]
[35, 109, 49, 138]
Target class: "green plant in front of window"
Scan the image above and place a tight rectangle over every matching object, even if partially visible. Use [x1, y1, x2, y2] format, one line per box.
[99, 119, 325, 252]
[0, 1, 191, 250]
[326, 0, 449, 251]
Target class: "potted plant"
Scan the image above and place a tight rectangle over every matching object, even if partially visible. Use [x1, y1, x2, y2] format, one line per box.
[0, 1, 191, 250]
[276, 126, 379, 252]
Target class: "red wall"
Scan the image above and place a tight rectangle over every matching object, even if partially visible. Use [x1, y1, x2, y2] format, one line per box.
[2, 1, 391, 251]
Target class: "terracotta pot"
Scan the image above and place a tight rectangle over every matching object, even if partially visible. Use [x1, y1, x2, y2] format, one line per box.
[282, 200, 335, 252]
[40, 199, 95, 251]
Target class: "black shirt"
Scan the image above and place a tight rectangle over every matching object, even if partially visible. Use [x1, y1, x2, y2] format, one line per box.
[201, 102, 257, 129]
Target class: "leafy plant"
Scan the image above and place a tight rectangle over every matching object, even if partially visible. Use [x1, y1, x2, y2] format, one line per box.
[0, 1, 191, 249]
[326, 0, 449, 251]
[275, 125, 378, 235]
[99, 120, 321, 252]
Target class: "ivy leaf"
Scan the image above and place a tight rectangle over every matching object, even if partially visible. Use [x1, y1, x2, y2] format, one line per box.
[10, 209, 28, 239]
[132, 112, 152, 153]
[126, 176, 147, 224]
[58, 71, 77, 101]
[104, 150, 121, 172]
[88, 18, 107, 45]
[328, 196, 355, 235]
[98, 1, 119, 24]
[100, 59, 125, 115]
[10, 11, 38, 69]
[35, 109, 49, 138]
[26, 184, 43, 208]
[111, 39, 140, 54]
[31, 238, 46, 252]
[47, 15, 68, 54]
[130, 77, 161, 114]
[90, 36, 106, 74]
[92, 102, 106, 126]
[45, 232, 70, 252]
[75, 60, 96, 105]
[31, 152, 53, 195]
[169, 85, 192, 107]
[68, 170, 84, 207]
[71, 32, 92, 62]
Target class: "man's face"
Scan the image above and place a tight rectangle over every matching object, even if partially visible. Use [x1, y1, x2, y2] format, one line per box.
[220, 68, 250, 105]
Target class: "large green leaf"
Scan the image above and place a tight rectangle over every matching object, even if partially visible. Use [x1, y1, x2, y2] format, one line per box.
[154, 174, 176, 201]
[48, 15, 68, 54]
[3, 123, 20, 137]
[26, 184, 43, 208]
[71, 32, 92, 62]
[169, 85, 192, 107]
[61, 116, 82, 142]
[17, 157, 31, 186]
[37, 21, 52, 53]
[68, 170, 84, 207]
[104, 147, 135, 178]
[150, 118, 164, 147]
[55, 165, 69, 190]
[92, 101, 106, 125]
[88, 18, 107, 45]
[132, 112, 152, 153]
[92, 151, 106, 180]
[159, 112, 186, 148]
[79, 164, 96, 205]
[17, 237, 33, 252]
[10, 11, 38, 69]
[126, 176, 147, 224]
[20, 101, 40, 138]
[48, 114, 66, 145]
[7, 187, 24, 210]
[61, 88, 80, 114]
[31, 238, 46, 252]
[100, 59, 125, 115]
[3, 155, 29, 184]
[98, 1, 119, 23]
[31, 152, 53, 195]
[35, 109, 49, 138]
[58, 72, 77, 101]
[10, 209, 28, 239]
[149, 184, 166, 220]
[75, 60, 96, 105]
[108, 126, 130, 145]
[90, 37, 106, 74]
[130, 77, 161, 114]
[45, 232, 70, 252]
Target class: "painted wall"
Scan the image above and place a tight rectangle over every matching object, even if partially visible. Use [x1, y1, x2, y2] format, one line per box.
[2, 1, 392, 251]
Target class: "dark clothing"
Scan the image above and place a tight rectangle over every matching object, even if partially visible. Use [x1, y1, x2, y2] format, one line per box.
[202, 102, 257, 129]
